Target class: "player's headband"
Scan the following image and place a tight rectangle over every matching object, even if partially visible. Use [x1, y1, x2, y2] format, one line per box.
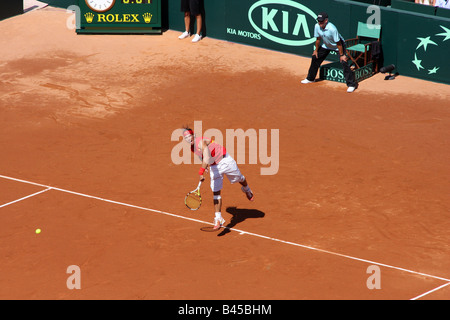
[183, 129, 194, 137]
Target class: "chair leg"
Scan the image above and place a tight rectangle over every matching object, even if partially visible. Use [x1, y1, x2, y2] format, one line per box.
[347, 51, 360, 69]
[364, 49, 368, 67]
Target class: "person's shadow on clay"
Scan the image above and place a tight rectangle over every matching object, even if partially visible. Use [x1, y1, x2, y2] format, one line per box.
[217, 206, 265, 237]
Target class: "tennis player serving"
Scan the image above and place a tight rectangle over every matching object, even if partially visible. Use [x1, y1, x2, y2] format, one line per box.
[182, 127, 254, 230]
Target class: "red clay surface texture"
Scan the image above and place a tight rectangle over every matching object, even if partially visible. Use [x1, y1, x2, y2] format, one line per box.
[0, 8, 449, 300]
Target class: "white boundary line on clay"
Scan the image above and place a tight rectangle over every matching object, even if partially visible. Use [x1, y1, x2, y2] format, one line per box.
[410, 281, 450, 300]
[0, 187, 52, 208]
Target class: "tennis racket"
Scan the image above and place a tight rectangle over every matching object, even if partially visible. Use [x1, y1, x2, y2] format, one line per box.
[185, 181, 202, 210]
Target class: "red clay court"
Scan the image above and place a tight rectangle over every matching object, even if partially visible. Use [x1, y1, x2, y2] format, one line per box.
[0, 7, 449, 300]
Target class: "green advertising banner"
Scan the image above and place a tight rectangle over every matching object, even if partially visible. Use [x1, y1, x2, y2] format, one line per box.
[77, 0, 162, 34]
[396, 13, 450, 85]
[223, 0, 350, 59]
[168, 0, 450, 84]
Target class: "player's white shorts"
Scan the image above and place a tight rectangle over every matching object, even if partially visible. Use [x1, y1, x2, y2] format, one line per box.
[209, 154, 244, 192]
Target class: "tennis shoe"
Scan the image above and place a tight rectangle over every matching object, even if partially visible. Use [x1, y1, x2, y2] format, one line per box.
[178, 31, 190, 39]
[301, 79, 314, 84]
[213, 217, 225, 230]
[192, 34, 202, 43]
[241, 186, 254, 201]
[347, 86, 356, 93]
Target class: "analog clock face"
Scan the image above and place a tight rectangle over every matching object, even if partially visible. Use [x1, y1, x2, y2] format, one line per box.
[85, 0, 116, 13]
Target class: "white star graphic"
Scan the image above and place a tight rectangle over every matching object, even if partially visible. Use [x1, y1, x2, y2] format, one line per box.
[416, 36, 438, 51]
[412, 53, 424, 71]
[436, 25, 450, 42]
[428, 66, 440, 75]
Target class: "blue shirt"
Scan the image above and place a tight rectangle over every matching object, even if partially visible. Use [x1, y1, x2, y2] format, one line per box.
[314, 22, 344, 51]
[435, 0, 450, 8]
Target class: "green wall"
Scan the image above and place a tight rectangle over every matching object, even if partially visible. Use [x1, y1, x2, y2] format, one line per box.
[168, 0, 450, 85]
[394, 10, 450, 84]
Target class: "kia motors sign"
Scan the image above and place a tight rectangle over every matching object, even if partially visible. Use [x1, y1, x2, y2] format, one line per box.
[248, 0, 317, 46]
[224, 0, 322, 56]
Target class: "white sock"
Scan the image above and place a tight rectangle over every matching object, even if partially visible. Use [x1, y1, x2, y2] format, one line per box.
[215, 212, 222, 219]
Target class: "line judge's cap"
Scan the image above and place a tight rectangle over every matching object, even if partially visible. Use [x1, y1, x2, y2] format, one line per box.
[317, 12, 328, 22]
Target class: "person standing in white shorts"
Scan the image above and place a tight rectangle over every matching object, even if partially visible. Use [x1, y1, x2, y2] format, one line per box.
[182, 127, 254, 230]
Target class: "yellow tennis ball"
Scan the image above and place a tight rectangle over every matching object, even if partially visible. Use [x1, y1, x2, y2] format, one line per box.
[35, 228, 41, 234]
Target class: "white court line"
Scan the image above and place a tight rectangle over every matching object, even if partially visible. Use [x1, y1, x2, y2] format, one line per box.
[410, 281, 450, 300]
[1, 174, 450, 287]
[0, 187, 52, 208]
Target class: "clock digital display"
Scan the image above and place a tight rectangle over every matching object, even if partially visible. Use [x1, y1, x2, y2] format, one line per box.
[122, 0, 152, 3]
